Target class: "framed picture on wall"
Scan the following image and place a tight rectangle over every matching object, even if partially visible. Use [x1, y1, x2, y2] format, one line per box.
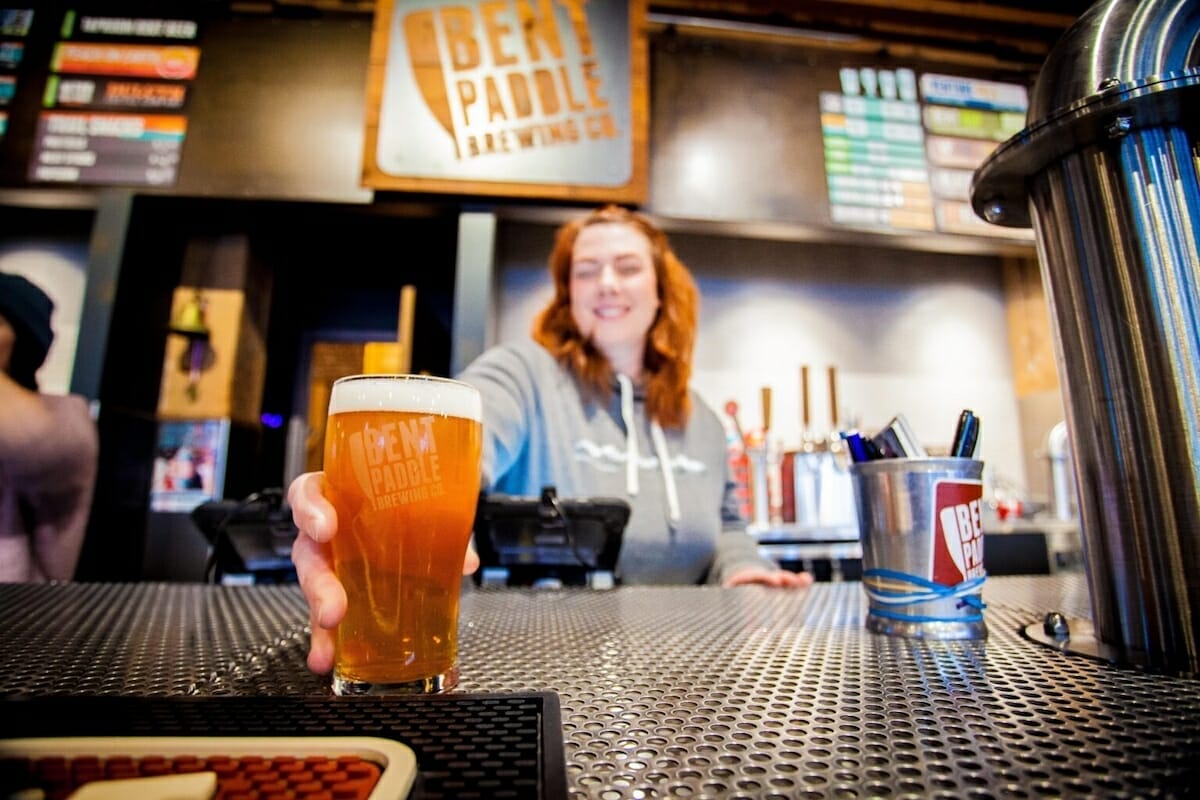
[361, 0, 648, 203]
[149, 418, 231, 513]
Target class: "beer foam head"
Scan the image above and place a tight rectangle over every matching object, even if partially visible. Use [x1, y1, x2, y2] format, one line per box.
[330, 374, 482, 421]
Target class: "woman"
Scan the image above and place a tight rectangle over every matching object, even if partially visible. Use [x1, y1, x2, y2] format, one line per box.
[290, 205, 811, 674]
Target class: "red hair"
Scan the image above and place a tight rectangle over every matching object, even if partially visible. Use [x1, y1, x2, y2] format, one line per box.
[532, 205, 699, 429]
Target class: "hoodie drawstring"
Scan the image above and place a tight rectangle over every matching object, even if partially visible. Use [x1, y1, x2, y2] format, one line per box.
[650, 420, 682, 524]
[617, 373, 682, 526]
[617, 374, 639, 497]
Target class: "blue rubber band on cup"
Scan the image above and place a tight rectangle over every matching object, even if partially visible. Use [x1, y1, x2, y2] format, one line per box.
[862, 567, 987, 624]
[869, 606, 985, 624]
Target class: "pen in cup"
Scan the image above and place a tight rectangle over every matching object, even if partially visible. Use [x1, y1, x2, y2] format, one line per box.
[871, 413, 927, 459]
[841, 430, 884, 463]
[842, 431, 870, 463]
[950, 409, 980, 458]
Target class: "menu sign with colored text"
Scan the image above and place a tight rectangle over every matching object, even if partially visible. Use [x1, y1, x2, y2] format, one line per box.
[27, 11, 199, 187]
[919, 73, 1029, 238]
[821, 67, 935, 232]
[363, 0, 647, 202]
[821, 63, 1031, 240]
[0, 7, 29, 143]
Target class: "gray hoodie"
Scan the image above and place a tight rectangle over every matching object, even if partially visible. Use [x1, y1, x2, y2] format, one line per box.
[457, 339, 773, 584]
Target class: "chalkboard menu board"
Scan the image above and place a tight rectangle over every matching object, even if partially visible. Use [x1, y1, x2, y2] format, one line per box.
[919, 73, 1029, 238]
[26, 9, 201, 187]
[0, 6, 384, 202]
[820, 64, 1029, 238]
[0, 9, 35, 142]
[821, 68, 933, 231]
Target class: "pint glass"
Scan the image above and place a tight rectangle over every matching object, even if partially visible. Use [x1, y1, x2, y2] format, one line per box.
[323, 374, 483, 695]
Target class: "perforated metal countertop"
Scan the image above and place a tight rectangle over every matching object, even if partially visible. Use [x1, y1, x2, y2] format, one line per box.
[2, 576, 1198, 798]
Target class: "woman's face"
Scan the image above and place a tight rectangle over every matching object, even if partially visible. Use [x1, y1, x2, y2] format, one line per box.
[568, 222, 660, 372]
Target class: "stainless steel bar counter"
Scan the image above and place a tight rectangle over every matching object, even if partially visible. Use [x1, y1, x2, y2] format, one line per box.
[2, 576, 1199, 798]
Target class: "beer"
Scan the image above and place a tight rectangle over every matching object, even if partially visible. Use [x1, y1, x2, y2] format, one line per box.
[323, 375, 482, 694]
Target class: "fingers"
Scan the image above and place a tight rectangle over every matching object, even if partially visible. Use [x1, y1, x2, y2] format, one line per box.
[723, 567, 816, 589]
[791, 570, 816, 588]
[721, 567, 771, 587]
[292, 533, 347, 626]
[291, 523, 346, 676]
[307, 618, 337, 675]
[774, 570, 814, 589]
[288, 471, 338, 543]
[464, 543, 480, 575]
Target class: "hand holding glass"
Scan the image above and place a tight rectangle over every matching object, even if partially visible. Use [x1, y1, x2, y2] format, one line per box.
[323, 374, 482, 695]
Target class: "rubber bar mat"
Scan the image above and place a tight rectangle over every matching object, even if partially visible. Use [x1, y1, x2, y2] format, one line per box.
[0, 735, 413, 799]
[0, 692, 566, 800]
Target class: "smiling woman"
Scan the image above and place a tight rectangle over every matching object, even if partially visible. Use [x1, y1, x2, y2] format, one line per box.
[286, 204, 814, 676]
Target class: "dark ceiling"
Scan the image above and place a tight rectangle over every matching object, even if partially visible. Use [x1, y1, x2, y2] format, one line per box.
[255, 0, 1093, 79]
[647, 0, 1092, 76]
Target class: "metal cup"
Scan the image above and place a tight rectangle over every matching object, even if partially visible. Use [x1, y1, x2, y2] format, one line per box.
[850, 458, 987, 640]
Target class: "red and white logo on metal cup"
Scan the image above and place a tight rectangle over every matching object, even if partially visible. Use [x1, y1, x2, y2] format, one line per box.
[930, 479, 986, 586]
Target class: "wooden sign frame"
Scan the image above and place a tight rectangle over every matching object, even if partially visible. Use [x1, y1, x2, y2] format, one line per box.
[362, 0, 647, 203]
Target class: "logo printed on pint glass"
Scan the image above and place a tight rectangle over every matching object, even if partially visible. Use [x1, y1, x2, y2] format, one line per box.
[930, 479, 985, 586]
[348, 416, 445, 510]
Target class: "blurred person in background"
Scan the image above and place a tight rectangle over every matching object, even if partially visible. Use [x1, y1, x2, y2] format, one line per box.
[0, 272, 98, 582]
[288, 205, 813, 674]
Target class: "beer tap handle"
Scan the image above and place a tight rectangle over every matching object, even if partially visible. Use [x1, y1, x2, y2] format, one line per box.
[828, 366, 839, 434]
[761, 386, 772, 436]
[725, 400, 748, 449]
[801, 365, 811, 446]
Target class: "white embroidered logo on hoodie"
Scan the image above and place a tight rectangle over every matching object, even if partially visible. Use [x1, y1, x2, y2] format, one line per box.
[573, 439, 705, 474]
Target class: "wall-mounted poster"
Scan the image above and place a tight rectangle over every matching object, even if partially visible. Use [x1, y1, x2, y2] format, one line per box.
[149, 417, 230, 513]
[362, 0, 647, 202]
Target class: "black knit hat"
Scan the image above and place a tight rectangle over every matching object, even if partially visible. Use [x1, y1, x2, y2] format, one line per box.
[0, 272, 55, 392]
